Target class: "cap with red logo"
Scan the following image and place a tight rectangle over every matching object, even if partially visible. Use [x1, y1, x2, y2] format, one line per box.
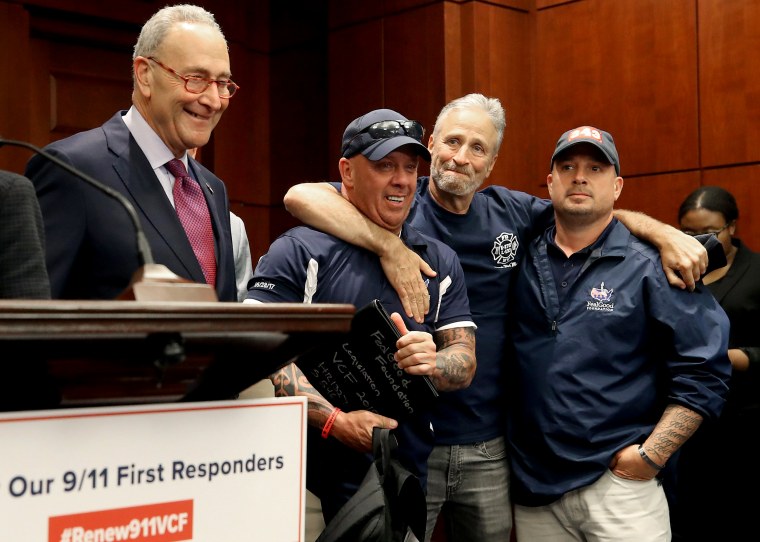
[550, 126, 620, 175]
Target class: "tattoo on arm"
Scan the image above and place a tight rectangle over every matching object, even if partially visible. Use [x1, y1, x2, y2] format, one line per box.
[649, 404, 703, 464]
[269, 363, 335, 427]
[432, 327, 477, 391]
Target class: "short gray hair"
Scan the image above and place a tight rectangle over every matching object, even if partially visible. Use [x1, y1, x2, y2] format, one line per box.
[133, 4, 225, 60]
[433, 93, 506, 153]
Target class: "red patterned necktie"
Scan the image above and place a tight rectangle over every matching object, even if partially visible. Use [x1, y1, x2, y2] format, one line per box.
[165, 158, 217, 286]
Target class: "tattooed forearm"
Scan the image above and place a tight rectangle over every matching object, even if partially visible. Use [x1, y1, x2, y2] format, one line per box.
[269, 364, 299, 397]
[646, 403, 704, 465]
[432, 327, 477, 391]
[269, 363, 336, 427]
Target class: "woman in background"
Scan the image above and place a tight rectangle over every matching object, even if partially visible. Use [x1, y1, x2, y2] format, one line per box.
[673, 185, 760, 541]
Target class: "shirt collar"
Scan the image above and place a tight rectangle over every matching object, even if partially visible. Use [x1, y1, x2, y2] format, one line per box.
[122, 106, 187, 170]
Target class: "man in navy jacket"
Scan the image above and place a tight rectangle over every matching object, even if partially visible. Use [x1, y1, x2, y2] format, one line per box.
[507, 126, 731, 541]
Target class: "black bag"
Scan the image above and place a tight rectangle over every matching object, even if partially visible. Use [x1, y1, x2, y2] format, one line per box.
[316, 427, 427, 542]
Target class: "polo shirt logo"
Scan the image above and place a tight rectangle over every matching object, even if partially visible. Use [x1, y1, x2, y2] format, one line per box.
[587, 282, 614, 312]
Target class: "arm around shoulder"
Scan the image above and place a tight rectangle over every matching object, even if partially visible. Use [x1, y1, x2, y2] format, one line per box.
[284, 181, 403, 256]
[284, 181, 436, 322]
[614, 209, 707, 291]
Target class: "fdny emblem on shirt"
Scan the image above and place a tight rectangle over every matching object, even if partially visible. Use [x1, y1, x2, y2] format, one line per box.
[491, 232, 518, 268]
[587, 282, 614, 312]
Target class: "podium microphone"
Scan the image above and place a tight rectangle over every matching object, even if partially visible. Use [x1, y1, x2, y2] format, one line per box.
[0, 137, 217, 301]
[1, 137, 154, 266]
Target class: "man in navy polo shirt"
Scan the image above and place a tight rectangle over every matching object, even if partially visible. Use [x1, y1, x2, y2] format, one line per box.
[245, 108, 477, 528]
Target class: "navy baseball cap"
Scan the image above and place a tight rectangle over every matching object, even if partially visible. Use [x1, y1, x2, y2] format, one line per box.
[341, 108, 431, 161]
[550, 126, 620, 175]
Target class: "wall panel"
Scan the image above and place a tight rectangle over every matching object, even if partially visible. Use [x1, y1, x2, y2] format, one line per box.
[464, 2, 533, 193]
[326, 1, 533, 193]
[327, 19, 387, 180]
[213, 44, 268, 206]
[617, 170, 702, 227]
[382, 4, 447, 180]
[0, 3, 32, 172]
[534, 0, 699, 181]
[47, 45, 131, 139]
[383, 5, 446, 126]
[699, 0, 760, 168]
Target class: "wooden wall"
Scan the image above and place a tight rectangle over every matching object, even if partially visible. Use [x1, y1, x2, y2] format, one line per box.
[0, 0, 757, 267]
[326, 0, 534, 190]
[531, 0, 760, 249]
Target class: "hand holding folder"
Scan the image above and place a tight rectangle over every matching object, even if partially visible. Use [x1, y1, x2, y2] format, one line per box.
[295, 300, 438, 420]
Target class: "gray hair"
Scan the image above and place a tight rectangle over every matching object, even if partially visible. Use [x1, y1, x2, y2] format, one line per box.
[133, 4, 225, 60]
[432, 93, 506, 153]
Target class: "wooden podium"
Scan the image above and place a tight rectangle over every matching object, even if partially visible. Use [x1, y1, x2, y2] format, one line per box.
[0, 300, 354, 408]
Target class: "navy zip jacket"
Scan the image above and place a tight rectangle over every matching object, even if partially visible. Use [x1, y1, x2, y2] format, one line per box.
[507, 219, 731, 506]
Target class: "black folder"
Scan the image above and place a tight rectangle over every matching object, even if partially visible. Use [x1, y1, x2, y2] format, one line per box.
[295, 299, 439, 420]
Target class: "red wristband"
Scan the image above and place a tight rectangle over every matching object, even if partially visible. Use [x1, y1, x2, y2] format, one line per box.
[321, 408, 341, 439]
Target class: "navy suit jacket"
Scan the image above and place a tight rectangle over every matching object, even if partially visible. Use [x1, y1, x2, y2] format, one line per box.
[25, 111, 237, 301]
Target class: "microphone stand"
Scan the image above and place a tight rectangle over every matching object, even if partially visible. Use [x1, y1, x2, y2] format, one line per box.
[1, 138, 217, 302]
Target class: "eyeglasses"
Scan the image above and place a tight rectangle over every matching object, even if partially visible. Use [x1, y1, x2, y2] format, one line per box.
[349, 120, 425, 146]
[147, 57, 240, 98]
[681, 224, 730, 237]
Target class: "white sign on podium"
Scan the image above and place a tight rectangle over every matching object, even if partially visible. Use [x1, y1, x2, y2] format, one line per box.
[0, 397, 307, 541]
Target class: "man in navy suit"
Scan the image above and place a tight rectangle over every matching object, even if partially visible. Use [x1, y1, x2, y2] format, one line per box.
[25, 4, 239, 301]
